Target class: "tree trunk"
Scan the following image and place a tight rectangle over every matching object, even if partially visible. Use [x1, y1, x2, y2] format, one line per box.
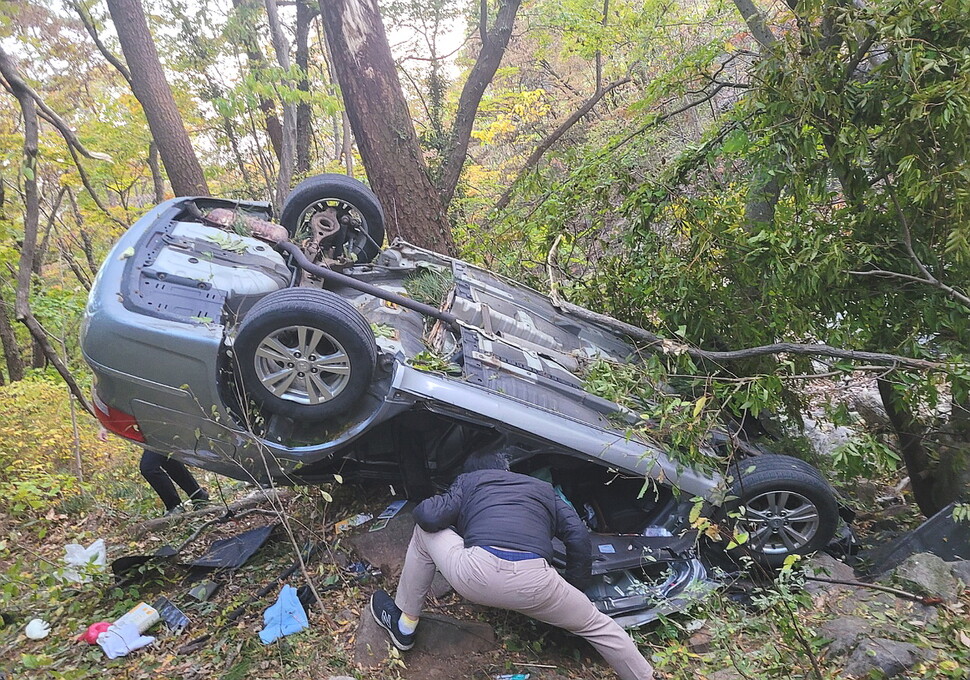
[264, 0, 297, 211]
[231, 0, 285, 161]
[318, 0, 455, 254]
[295, 0, 314, 176]
[0, 297, 25, 383]
[105, 0, 209, 196]
[0, 46, 93, 412]
[877, 376, 941, 516]
[437, 0, 522, 207]
[147, 141, 166, 201]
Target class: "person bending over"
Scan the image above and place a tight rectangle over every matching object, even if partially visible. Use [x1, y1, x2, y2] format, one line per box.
[370, 450, 655, 680]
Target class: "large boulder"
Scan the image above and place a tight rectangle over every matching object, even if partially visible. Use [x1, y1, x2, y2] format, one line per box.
[843, 638, 930, 678]
[818, 616, 875, 657]
[892, 552, 962, 603]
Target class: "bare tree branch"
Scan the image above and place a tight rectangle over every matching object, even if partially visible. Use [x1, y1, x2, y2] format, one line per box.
[492, 76, 631, 214]
[68, 0, 133, 86]
[0, 46, 111, 162]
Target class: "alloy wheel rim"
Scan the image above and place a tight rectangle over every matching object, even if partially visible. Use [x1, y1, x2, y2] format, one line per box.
[739, 490, 820, 555]
[253, 325, 352, 405]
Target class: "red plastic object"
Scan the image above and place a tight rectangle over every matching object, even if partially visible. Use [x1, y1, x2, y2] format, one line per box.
[78, 621, 111, 644]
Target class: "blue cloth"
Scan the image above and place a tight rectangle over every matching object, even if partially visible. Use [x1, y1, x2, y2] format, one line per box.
[258, 584, 308, 644]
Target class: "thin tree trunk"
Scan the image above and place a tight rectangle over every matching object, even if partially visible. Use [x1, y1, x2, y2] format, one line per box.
[1, 46, 93, 413]
[0, 297, 25, 383]
[264, 0, 297, 210]
[295, 0, 314, 175]
[877, 377, 940, 516]
[318, 0, 454, 253]
[493, 76, 630, 214]
[437, 0, 522, 207]
[231, 0, 285, 161]
[105, 0, 209, 196]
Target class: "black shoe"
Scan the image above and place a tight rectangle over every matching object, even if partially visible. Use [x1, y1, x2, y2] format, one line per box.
[370, 589, 415, 651]
[190, 490, 210, 508]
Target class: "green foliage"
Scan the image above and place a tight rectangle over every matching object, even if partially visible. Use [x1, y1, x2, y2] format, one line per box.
[831, 431, 902, 481]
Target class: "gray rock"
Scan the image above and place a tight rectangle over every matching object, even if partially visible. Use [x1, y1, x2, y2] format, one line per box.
[348, 506, 453, 598]
[948, 559, 970, 587]
[818, 616, 873, 657]
[803, 553, 857, 596]
[354, 611, 495, 666]
[893, 552, 962, 603]
[843, 638, 927, 678]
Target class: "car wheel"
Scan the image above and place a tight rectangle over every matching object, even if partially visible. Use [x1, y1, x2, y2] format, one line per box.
[280, 174, 385, 264]
[722, 454, 839, 568]
[233, 288, 377, 420]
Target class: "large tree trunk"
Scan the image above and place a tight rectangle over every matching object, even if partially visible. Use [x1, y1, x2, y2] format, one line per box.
[318, 0, 455, 254]
[105, 0, 209, 196]
[877, 377, 941, 516]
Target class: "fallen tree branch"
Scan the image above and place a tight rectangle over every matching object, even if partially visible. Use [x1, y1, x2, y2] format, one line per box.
[555, 298, 947, 370]
[134, 488, 292, 536]
[803, 575, 943, 605]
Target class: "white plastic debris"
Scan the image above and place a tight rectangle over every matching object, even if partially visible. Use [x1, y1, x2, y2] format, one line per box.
[59, 539, 107, 583]
[25, 618, 50, 640]
[96, 622, 155, 659]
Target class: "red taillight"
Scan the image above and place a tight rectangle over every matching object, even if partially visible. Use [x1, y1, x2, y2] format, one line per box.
[92, 390, 145, 443]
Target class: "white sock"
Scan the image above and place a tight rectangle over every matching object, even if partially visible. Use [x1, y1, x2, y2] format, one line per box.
[398, 613, 419, 635]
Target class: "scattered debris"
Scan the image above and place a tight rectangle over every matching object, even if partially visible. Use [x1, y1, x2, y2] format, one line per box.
[24, 619, 49, 640]
[258, 584, 309, 644]
[335, 514, 373, 533]
[59, 539, 106, 583]
[153, 597, 190, 631]
[96, 622, 155, 660]
[77, 621, 111, 645]
[206, 207, 289, 243]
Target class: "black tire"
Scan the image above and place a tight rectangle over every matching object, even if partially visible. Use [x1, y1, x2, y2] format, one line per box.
[233, 288, 377, 420]
[280, 174, 385, 264]
[720, 454, 839, 568]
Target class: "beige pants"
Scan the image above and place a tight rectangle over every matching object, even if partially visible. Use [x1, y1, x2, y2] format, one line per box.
[395, 526, 655, 680]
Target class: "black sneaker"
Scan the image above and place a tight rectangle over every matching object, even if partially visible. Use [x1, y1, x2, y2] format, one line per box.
[370, 589, 415, 650]
[190, 490, 210, 508]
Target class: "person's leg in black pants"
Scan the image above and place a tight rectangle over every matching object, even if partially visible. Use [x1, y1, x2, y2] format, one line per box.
[140, 450, 209, 511]
[140, 450, 182, 511]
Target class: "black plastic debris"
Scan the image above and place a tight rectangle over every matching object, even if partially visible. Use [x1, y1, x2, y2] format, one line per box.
[865, 503, 970, 575]
[154, 596, 190, 630]
[187, 524, 276, 569]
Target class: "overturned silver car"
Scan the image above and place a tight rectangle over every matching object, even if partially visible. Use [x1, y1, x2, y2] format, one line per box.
[82, 175, 843, 626]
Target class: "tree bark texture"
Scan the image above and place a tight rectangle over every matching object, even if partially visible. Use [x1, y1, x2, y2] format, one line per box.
[148, 141, 166, 201]
[0, 297, 25, 383]
[877, 377, 941, 516]
[295, 0, 314, 175]
[105, 0, 209, 196]
[264, 0, 297, 211]
[318, 0, 455, 254]
[437, 0, 522, 207]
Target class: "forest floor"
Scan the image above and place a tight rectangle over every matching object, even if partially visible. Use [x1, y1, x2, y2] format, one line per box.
[1, 454, 969, 680]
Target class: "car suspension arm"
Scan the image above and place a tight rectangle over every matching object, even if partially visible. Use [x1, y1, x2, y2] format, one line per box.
[275, 241, 462, 334]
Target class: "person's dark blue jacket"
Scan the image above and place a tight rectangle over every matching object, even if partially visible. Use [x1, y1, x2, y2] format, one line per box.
[413, 468, 593, 589]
